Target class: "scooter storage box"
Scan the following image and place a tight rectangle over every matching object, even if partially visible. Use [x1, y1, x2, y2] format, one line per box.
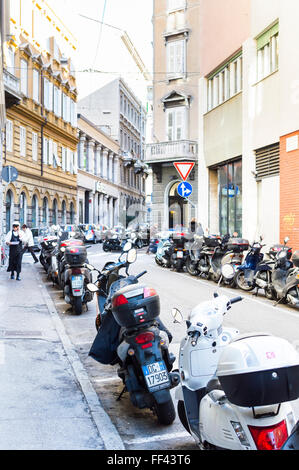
[217, 334, 299, 407]
[292, 251, 299, 268]
[227, 238, 249, 252]
[64, 245, 87, 266]
[204, 235, 221, 247]
[111, 284, 160, 328]
[269, 244, 292, 258]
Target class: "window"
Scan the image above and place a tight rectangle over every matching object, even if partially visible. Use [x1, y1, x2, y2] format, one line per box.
[32, 132, 38, 161]
[6, 47, 15, 75]
[61, 147, 67, 171]
[32, 195, 38, 227]
[20, 126, 26, 156]
[53, 86, 59, 115]
[43, 137, 48, 164]
[44, 78, 53, 111]
[168, 0, 186, 12]
[207, 54, 242, 111]
[166, 107, 187, 141]
[6, 120, 13, 152]
[33, 69, 39, 102]
[166, 39, 186, 79]
[42, 197, 48, 224]
[218, 160, 242, 237]
[20, 59, 28, 95]
[257, 23, 279, 81]
[62, 201, 67, 225]
[19, 193, 27, 226]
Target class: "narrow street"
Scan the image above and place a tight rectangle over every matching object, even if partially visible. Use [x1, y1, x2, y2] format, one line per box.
[38, 244, 299, 450]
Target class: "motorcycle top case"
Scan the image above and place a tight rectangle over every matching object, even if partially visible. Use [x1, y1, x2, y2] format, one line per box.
[204, 235, 221, 247]
[217, 334, 299, 407]
[64, 245, 87, 266]
[227, 238, 249, 253]
[270, 244, 292, 258]
[292, 250, 299, 268]
[111, 284, 160, 328]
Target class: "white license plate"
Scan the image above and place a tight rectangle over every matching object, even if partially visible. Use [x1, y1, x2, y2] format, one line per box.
[177, 251, 183, 258]
[71, 275, 83, 288]
[142, 361, 170, 390]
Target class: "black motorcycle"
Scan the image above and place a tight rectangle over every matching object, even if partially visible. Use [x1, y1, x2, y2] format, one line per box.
[103, 234, 124, 252]
[87, 244, 180, 424]
[39, 235, 58, 272]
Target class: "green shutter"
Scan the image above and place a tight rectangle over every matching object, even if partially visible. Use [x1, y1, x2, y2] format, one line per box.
[257, 22, 279, 50]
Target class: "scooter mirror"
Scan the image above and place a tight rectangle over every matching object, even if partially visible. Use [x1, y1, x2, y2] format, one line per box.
[127, 248, 137, 264]
[86, 283, 99, 293]
[284, 236, 290, 244]
[123, 241, 133, 252]
[171, 307, 183, 324]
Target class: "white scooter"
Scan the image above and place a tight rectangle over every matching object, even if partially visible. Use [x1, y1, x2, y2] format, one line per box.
[173, 293, 299, 450]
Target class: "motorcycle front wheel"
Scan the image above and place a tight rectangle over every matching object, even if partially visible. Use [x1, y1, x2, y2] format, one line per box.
[235, 271, 254, 291]
[73, 297, 83, 315]
[103, 244, 110, 252]
[153, 398, 176, 425]
[186, 257, 199, 276]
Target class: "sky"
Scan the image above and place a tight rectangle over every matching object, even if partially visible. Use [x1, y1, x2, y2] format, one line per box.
[48, 0, 153, 104]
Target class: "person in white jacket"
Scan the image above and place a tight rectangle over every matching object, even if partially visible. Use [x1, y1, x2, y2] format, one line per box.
[5, 221, 25, 280]
[21, 224, 39, 263]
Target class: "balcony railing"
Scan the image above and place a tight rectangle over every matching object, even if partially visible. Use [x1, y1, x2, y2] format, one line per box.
[145, 140, 198, 163]
[3, 68, 20, 95]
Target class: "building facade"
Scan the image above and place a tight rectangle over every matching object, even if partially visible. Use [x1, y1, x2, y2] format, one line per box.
[78, 78, 148, 227]
[146, 0, 200, 231]
[2, 0, 78, 232]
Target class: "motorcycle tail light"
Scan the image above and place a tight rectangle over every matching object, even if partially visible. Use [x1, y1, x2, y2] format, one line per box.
[112, 294, 128, 307]
[248, 420, 288, 450]
[70, 248, 80, 253]
[143, 287, 157, 298]
[135, 332, 155, 345]
[72, 268, 82, 274]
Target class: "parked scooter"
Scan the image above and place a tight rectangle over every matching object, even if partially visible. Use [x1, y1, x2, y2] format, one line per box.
[169, 231, 190, 272]
[39, 235, 58, 272]
[63, 244, 93, 315]
[235, 237, 265, 291]
[103, 233, 123, 252]
[173, 293, 299, 450]
[210, 235, 249, 286]
[155, 237, 173, 268]
[87, 243, 180, 424]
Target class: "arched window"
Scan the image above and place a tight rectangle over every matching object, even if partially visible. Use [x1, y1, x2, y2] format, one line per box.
[61, 200, 67, 225]
[52, 199, 58, 225]
[42, 197, 48, 225]
[19, 192, 27, 226]
[32, 195, 38, 227]
[5, 190, 13, 232]
[70, 202, 75, 224]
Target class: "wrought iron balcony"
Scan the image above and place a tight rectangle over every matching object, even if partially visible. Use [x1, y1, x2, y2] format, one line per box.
[145, 140, 198, 164]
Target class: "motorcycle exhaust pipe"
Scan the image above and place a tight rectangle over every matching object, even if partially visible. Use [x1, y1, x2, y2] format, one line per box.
[199, 266, 209, 273]
[255, 279, 267, 288]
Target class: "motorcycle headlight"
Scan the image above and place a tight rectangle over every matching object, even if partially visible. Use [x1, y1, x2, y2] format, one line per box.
[221, 264, 235, 279]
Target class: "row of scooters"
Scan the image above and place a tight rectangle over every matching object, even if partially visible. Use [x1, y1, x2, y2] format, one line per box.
[154, 231, 299, 308]
[37, 228, 299, 450]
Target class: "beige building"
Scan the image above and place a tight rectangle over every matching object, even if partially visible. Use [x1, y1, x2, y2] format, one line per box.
[2, 0, 78, 231]
[146, 0, 200, 230]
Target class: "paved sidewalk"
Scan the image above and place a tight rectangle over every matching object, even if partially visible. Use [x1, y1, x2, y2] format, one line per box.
[0, 260, 107, 450]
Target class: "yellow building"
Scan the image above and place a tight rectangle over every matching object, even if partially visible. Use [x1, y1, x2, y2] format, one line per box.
[2, 0, 78, 231]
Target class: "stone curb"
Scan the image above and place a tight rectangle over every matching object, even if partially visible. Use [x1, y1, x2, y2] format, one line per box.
[36, 267, 125, 450]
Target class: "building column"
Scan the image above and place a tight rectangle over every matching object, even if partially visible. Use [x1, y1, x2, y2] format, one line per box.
[102, 149, 108, 180]
[114, 198, 119, 226]
[108, 153, 114, 182]
[113, 154, 120, 184]
[109, 197, 114, 227]
[103, 195, 108, 226]
[78, 133, 86, 169]
[87, 140, 95, 174]
[98, 193, 104, 225]
[95, 144, 101, 177]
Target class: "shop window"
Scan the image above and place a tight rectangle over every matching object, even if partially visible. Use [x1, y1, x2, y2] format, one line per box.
[218, 160, 242, 236]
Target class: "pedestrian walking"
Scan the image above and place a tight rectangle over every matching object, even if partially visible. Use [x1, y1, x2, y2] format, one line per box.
[5, 221, 25, 281]
[21, 224, 39, 263]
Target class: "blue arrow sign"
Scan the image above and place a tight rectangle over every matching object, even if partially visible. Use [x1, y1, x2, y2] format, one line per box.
[178, 181, 193, 198]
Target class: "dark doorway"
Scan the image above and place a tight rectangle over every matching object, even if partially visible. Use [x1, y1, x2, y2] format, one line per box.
[84, 191, 90, 224]
[168, 182, 187, 229]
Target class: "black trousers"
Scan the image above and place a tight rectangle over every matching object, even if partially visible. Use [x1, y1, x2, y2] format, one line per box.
[22, 246, 38, 262]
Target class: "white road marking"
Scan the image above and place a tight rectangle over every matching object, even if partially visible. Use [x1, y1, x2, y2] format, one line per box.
[125, 431, 190, 445]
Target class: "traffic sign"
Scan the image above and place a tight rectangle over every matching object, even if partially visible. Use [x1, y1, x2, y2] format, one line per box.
[2, 166, 18, 183]
[173, 162, 195, 181]
[177, 181, 193, 198]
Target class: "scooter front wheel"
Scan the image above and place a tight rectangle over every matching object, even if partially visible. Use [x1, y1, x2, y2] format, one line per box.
[235, 271, 254, 291]
[154, 398, 176, 425]
[186, 257, 199, 276]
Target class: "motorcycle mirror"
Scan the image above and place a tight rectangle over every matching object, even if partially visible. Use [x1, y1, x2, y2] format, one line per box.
[171, 307, 183, 324]
[127, 248, 137, 264]
[123, 241, 133, 252]
[86, 283, 99, 293]
[284, 236, 290, 244]
[60, 247, 65, 252]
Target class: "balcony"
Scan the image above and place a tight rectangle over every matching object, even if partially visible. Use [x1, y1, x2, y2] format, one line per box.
[3, 68, 21, 108]
[145, 140, 198, 164]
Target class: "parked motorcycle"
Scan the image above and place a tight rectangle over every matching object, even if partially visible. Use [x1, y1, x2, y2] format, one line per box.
[63, 244, 93, 315]
[103, 233, 124, 252]
[169, 231, 190, 272]
[87, 243, 180, 424]
[39, 235, 58, 272]
[211, 235, 249, 286]
[155, 238, 173, 268]
[57, 238, 85, 290]
[173, 293, 299, 450]
[235, 237, 265, 291]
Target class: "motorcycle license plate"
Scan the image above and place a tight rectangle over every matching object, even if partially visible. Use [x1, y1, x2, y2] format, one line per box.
[71, 275, 83, 288]
[177, 251, 183, 258]
[142, 361, 170, 391]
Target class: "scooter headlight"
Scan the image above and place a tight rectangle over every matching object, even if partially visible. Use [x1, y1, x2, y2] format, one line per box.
[221, 264, 235, 279]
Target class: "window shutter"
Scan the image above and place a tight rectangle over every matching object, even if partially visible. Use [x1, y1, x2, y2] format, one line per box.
[44, 78, 49, 109]
[20, 60, 28, 95]
[32, 132, 38, 161]
[57, 89, 62, 117]
[49, 82, 53, 111]
[20, 126, 26, 156]
[48, 139, 53, 165]
[43, 137, 48, 164]
[66, 148, 71, 172]
[255, 143, 280, 179]
[73, 152, 78, 174]
[33, 69, 39, 102]
[6, 120, 13, 152]
[61, 147, 66, 171]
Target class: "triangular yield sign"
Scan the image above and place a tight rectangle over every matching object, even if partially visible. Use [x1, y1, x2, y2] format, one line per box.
[173, 162, 195, 181]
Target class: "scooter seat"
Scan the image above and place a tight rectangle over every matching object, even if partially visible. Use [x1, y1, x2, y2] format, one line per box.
[206, 377, 223, 394]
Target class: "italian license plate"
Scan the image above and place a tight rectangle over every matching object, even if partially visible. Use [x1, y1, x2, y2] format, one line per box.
[177, 251, 183, 258]
[71, 275, 83, 288]
[142, 361, 170, 391]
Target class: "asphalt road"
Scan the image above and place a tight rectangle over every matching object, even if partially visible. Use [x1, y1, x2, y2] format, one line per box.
[41, 244, 299, 450]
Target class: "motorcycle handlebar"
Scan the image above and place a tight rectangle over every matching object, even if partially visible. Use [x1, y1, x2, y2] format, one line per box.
[136, 270, 147, 279]
[230, 296, 243, 304]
